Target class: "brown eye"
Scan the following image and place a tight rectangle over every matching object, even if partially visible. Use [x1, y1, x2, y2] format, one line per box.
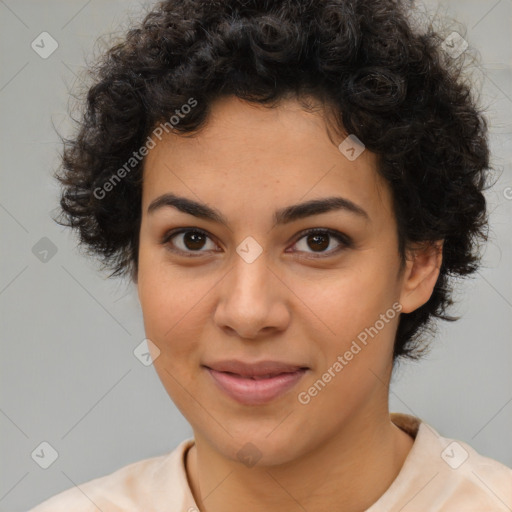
[162, 229, 218, 255]
[182, 231, 207, 250]
[305, 233, 329, 252]
[291, 228, 351, 257]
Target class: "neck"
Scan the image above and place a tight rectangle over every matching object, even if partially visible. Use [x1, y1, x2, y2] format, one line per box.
[185, 409, 414, 512]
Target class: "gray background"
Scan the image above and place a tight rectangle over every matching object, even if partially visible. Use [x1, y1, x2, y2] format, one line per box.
[1, 0, 511, 510]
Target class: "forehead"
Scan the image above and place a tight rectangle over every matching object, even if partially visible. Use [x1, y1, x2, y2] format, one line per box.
[141, 96, 393, 223]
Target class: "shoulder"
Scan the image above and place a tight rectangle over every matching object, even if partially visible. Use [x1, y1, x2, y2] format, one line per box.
[381, 415, 512, 511]
[439, 433, 512, 509]
[27, 438, 195, 512]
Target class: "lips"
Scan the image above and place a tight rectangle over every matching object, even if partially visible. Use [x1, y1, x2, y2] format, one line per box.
[205, 359, 306, 376]
[203, 360, 308, 405]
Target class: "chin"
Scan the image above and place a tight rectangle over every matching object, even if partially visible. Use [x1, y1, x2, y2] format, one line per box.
[203, 422, 313, 468]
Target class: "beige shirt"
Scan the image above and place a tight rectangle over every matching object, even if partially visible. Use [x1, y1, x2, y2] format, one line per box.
[29, 413, 512, 511]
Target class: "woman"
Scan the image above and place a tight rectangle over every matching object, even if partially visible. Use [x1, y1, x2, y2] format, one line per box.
[30, 0, 512, 510]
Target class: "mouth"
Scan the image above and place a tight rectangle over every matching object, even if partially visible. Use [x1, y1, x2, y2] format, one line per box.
[203, 360, 309, 405]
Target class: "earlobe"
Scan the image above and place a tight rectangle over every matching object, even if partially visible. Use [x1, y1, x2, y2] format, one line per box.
[399, 241, 443, 314]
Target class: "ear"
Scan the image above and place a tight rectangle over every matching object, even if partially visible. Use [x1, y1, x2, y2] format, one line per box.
[399, 241, 443, 314]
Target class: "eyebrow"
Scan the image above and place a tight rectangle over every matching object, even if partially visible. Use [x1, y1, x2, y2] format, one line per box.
[147, 193, 369, 227]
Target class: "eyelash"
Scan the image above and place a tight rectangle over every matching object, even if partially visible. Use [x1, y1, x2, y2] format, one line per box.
[160, 227, 352, 258]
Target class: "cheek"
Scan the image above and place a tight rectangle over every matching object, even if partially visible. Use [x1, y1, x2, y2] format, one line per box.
[137, 268, 215, 432]
[302, 257, 399, 341]
[137, 261, 205, 407]
[294, 266, 399, 417]
[136, 252, 218, 366]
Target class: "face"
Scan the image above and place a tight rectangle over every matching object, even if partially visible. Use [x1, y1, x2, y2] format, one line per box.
[136, 95, 431, 466]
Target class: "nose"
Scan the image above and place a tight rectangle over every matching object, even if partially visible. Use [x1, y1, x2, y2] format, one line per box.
[213, 252, 290, 340]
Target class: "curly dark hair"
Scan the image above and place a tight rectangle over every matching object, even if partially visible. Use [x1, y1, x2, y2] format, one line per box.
[54, 0, 491, 361]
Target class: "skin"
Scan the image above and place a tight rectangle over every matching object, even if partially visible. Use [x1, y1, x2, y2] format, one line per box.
[136, 95, 442, 512]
